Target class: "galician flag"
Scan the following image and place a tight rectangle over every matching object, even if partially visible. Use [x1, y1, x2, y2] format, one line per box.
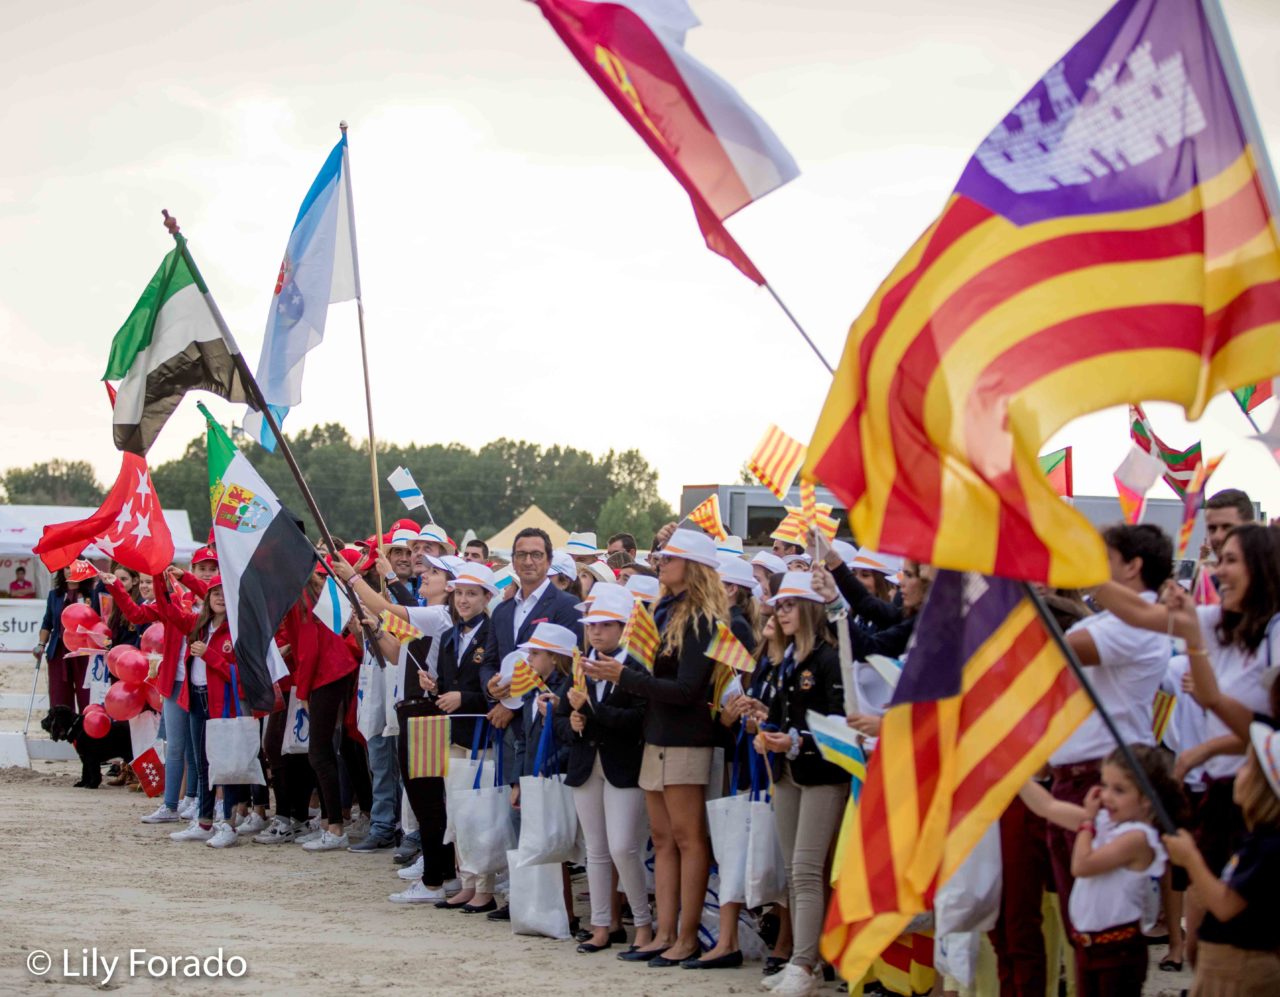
[104, 235, 251, 454]
[204, 406, 317, 710]
[387, 466, 427, 511]
[245, 135, 359, 451]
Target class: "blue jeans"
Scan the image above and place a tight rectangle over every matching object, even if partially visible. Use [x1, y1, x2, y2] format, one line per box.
[365, 732, 401, 840]
[162, 695, 190, 811]
[186, 686, 214, 822]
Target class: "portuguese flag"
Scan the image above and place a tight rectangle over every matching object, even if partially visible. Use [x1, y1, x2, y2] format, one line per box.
[203, 406, 316, 711]
[104, 236, 252, 455]
[1037, 446, 1073, 498]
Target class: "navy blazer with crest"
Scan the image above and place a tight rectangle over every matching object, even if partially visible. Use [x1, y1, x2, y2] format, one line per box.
[479, 577, 583, 695]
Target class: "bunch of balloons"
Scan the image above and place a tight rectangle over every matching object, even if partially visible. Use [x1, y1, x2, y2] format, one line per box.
[60, 604, 166, 734]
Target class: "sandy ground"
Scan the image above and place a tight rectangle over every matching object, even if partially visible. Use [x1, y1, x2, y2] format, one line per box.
[0, 655, 1193, 997]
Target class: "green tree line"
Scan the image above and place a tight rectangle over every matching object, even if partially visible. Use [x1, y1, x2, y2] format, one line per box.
[2, 429, 675, 547]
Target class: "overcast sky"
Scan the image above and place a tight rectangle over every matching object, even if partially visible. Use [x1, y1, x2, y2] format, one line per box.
[3, 0, 1279, 526]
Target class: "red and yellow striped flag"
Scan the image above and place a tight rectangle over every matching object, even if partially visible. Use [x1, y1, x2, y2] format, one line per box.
[822, 572, 1090, 983]
[572, 647, 587, 694]
[406, 715, 450, 779]
[748, 424, 806, 501]
[687, 494, 728, 540]
[1176, 454, 1224, 558]
[381, 610, 423, 644]
[1151, 689, 1176, 743]
[509, 656, 550, 699]
[620, 599, 660, 670]
[706, 620, 755, 675]
[803, 3, 1280, 589]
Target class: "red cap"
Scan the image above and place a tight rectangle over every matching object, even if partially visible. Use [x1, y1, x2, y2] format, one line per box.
[205, 574, 223, 590]
[318, 546, 374, 575]
[391, 518, 420, 534]
[192, 546, 218, 565]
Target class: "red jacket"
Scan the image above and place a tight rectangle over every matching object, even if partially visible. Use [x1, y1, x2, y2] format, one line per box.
[281, 600, 360, 701]
[115, 578, 193, 704]
[197, 620, 247, 720]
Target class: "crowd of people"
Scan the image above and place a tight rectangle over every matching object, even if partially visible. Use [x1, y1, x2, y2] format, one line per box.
[31, 490, 1280, 996]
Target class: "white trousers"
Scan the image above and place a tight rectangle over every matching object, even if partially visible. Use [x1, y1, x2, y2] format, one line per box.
[572, 756, 652, 929]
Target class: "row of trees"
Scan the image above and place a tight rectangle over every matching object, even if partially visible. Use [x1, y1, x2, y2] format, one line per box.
[1, 429, 675, 546]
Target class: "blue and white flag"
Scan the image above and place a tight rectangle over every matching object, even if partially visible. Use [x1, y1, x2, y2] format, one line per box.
[805, 709, 867, 801]
[311, 574, 354, 635]
[387, 465, 426, 511]
[245, 135, 359, 450]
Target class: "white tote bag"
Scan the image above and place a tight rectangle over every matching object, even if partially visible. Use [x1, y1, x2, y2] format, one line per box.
[382, 649, 407, 737]
[744, 794, 789, 909]
[934, 822, 1002, 935]
[451, 728, 515, 876]
[507, 849, 570, 939]
[706, 793, 751, 905]
[355, 651, 386, 742]
[205, 666, 265, 787]
[280, 690, 310, 755]
[83, 652, 110, 706]
[443, 722, 488, 845]
[515, 714, 578, 867]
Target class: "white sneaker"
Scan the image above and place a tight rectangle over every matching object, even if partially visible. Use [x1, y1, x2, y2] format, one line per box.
[388, 880, 446, 904]
[397, 856, 425, 881]
[140, 804, 180, 824]
[254, 816, 299, 844]
[763, 965, 815, 996]
[207, 822, 240, 848]
[296, 827, 324, 845]
[178, 797, 197, 820]
[169, 820, 215, 843]
[302, 830, 350, 852]
[443, 877, 463, 896]
[236, 812, 267, 837]
[347, 814, 370, 839]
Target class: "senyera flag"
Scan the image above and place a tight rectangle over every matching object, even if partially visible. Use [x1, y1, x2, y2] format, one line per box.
[534, 0, 798, 283]
[34, 453, 175, 575]
[205, 408, 316, 712]
[804, 0, 1280, 588]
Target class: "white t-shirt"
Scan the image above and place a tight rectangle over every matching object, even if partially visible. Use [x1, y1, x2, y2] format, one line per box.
[1051, 592, 1171, 766]
[1068, 809, 1167, 932]
[189, 655, 207, 688]
[405, 605, 453, 680]
[1196, 605, 1277, 779]
[1162, 655, 1208, 790]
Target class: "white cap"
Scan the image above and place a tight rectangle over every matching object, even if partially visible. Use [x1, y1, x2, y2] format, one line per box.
[441, 555, 466, 577]
[851, 548, 903, 576]
[751, 551, 788, 576]
[784, 552, 813, 568]
[580, 583, 634, 625]
[718, 555, 758, 591]
[450, 562, 498, 596]
[624, 575, 660, 604]
[549, 551, 577, 579]
[716, 535, 744, 557]
[580, 560, 615, 585]
[656, 528, 720, 568]
[768, 571, 825, 605]
[565, 532, 601, 556]
[1250, 721, 1280, 800]
[389, 528, 417, 549]
[422, 554, 453, 576]
[831, 540, 857, 568]
[518, 621, 578, 658]
[417, 523, 450, 548]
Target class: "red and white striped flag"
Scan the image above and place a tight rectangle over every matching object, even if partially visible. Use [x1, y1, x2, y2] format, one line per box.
[535, 0, 798, 284]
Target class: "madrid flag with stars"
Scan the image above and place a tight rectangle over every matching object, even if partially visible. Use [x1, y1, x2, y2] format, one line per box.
[34, 453, 175, 575]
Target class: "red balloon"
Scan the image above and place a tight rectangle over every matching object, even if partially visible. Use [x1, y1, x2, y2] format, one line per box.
[107, 645, 138, 677]
[142, 682, 163, 712]
[111, 647, 148, 684]
[82, 710, 112, 739]
[60, 603, 99, 634]
[103, 682, 145, 721]
[140, 623, 165, 655]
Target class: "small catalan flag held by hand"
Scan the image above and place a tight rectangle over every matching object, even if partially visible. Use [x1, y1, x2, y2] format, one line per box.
[748, 425, 806, 502]
[620, 600, 661, 671]
[687, 494, 728, 540]
[509, 656, 550, 699]
[406, 715, 450, 779]
[706, 620, 755, 675]
[1151, 689, 1176, 744]
[380, 610, 423, 644]
[572, 648, 587, 694]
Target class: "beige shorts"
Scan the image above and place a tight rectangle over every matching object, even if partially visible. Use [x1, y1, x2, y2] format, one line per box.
[638, 743, 714, 792]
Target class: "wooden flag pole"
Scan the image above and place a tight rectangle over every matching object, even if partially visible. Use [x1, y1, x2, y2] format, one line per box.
[1021, 580, 1177, 834]
[338, 121, 388, 583]
[161, 210, 389, 669]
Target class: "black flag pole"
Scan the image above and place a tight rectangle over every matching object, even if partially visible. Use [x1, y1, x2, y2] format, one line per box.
[161, 210, 388, 668]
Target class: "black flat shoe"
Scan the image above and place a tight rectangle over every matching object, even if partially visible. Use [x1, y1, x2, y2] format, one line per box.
[577, 939, 614, 953]
[682, 951, 743, 969]
[763, 956, 788, 976]
[617, 947, 660, 962]
[434, 898, 462, 909]
[487, 903, 511, 921]
[608, 927, 628, 944]
[461, 899, 496, 913]
[574, 928, 593, 942]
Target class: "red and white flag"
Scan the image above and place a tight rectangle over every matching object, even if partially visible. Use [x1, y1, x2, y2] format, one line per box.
[131, 745, 165, 798]
[535, 0, 798, 283]
[33, 453, 175, 575]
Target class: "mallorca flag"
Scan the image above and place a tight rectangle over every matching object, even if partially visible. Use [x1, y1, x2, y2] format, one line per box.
[804, 0, 1280, 589]
[205, 409, 317, 711]
[535, 0, 798, 283]
[244, 135, 359, 451]
[1037, 446, 1073, 497]
[749, 424, 807, 501]
[34, 453, 175, 574]
[687, 494, 728, 540]
[104, 235, 253, 455]
[1130, 403, 1203, 500]
[821, 571, 1092, 983]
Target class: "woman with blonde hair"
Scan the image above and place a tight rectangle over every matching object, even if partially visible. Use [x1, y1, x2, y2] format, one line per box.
[584, 528, 725, 968]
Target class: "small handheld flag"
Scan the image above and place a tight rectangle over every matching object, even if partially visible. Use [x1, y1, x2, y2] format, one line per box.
[1193, 564, 1220, 606]
[687, 494, 728, 540]
[709, 662, 740, 716]
[1037, 447, 1073, 498]
[748, 425, 806, 502]
[311, 575, 354, 634]
[1151, 689, 1176, 744]
[1233, 379, 1274, 415]
[572, 648, 587, 694]
[509, 656, 550, 699]
[1113, 443, 1166, 525]
[1130, 405, 1204, 501]
[387, 466, 427, 512]
[1176, 454, 1224, 558]
[619, 599, 661, 670]
[805, 710, 868, 801]
[406, 715, 451, 779]
[380, 610, 423, 644]
[705, 621, 755, 675]
[131, 745, 166, 798]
